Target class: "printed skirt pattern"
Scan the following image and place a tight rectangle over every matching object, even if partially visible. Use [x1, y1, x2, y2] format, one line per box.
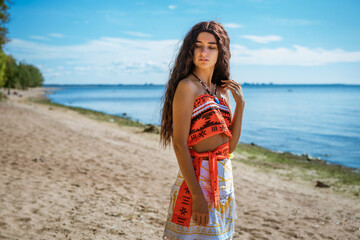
[162, 158, 237, 240]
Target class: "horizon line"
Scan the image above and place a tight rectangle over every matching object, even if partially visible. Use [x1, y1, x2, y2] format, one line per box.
[43, 83, 360, 86]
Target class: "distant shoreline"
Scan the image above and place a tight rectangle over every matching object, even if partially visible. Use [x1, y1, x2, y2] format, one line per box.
[43, 83, 360, 87]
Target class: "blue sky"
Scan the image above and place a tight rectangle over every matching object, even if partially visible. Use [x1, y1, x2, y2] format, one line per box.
[3, 0, 360, 84]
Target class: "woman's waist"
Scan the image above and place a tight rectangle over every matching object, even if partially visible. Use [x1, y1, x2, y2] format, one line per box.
[198, 156, 230, 161]
[189, 133, 229, 151]
[189, 141, 230, 160]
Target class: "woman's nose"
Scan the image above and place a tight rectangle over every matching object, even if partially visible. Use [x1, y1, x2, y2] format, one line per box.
[200, 48, 208, 56]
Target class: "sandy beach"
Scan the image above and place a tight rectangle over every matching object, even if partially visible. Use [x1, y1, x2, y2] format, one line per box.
[0, 88, 359, 240]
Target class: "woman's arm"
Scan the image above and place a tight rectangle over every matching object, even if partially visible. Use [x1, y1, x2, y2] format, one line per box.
[222, 80, 245, 153]
[172, 79, 209, 226]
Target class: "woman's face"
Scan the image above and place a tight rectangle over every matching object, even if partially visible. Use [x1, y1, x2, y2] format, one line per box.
[193, 32, 218, 71]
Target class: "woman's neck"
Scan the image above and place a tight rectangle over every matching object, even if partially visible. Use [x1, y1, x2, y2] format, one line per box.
[193, 68, 214, 86]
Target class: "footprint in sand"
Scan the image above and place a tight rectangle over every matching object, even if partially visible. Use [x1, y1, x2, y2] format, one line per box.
[263, 217, 281, 225]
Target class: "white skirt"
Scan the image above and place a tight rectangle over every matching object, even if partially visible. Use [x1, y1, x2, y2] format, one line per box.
[162, 158, 237, 240]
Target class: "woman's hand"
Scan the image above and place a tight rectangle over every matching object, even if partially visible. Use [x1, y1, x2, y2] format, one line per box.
[221, 79, 245, 105]
[192, 193, 209, 226]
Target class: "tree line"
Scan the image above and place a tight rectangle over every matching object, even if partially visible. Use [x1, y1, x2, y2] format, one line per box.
[0, 0, 44, 89]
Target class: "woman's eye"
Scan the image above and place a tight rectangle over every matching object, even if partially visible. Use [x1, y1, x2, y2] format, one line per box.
[195, 44, 217, 49]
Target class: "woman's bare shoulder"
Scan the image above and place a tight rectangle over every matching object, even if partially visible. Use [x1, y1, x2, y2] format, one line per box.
[175, 76, 199, 99]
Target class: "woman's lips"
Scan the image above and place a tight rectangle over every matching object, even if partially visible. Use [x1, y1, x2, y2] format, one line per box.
[199, 59, 209, 62]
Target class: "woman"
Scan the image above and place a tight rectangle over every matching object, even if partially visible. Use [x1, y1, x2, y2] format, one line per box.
[160, 21, 245, 240]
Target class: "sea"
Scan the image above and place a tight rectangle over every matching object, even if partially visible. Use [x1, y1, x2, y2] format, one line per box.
[45, 84, 360, 170]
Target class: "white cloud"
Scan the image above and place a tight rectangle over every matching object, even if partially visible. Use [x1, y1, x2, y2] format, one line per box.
[224, 23, 244, 29]
[4, 36, 360, 84]
[168, 5, 177, 10]
[123, 31, 152, 38]
[231, 44, 360, 66]
[29, 35, 49, 41]
[49, 33, 64, 38]
[4, 37, 179, 83]
[241, 35, 282, 44]
[6, 37, 177, 64]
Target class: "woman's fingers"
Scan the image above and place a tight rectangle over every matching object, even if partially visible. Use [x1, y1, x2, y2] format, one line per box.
[198, 214, 203, 226]
[222, 80, 240, 89]
[221, 79, 245, 104]
[193, 213, 197, 222]
[221, 80, 236, 89]
[200, 214, 209, 226]
[199, 215, 204, 226]
[222, 83, 237, 92]
[204, 215, 209, 225]
[193, 213, 209, 226]
[194, 213, 202, 225]
[221, 80, 242, 91]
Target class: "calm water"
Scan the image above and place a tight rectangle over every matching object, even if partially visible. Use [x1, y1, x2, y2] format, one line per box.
[45, 84, 360, 170]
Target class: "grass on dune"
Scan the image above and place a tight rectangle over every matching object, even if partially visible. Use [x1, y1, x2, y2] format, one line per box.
[234, 143, 360, 197]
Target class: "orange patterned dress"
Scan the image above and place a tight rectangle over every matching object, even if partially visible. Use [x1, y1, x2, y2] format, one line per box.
[163, 94, 237, 240]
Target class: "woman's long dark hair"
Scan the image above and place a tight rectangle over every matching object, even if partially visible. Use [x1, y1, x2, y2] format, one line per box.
[160, 21, 231, 148]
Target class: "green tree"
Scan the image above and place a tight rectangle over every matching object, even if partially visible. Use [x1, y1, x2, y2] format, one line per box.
[0, 0, 11, 87]
[27, 64, 44, 87]
[0, 49, 6, 87]
[4, 54, 19, 88]
[18, 62, 31, 89]
[0, 1, 45, 89]
[0, 0, 11, 48]
[4, 57, 44, 89]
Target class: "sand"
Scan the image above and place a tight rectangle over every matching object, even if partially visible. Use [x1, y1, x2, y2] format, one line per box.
[0, 88, 359, 240]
